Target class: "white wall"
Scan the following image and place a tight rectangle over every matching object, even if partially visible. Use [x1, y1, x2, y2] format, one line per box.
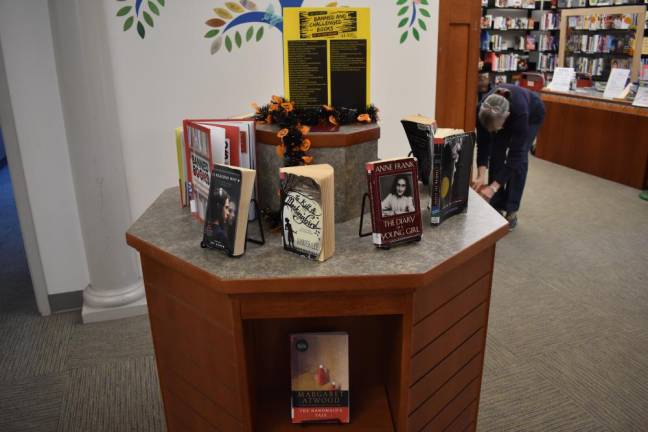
[0, 0, 90, 296]
[102, 0, 440, 218]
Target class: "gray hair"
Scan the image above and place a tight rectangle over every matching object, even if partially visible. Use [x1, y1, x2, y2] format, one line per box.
[479, 93, 510, 131]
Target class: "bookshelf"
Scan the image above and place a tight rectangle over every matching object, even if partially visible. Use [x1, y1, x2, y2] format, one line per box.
[558, 5, 646, 81]
[126, 185, 510, 432]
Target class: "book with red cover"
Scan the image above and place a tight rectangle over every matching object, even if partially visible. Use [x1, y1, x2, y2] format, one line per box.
[365, 157, 422, 248]
[290, 332, 349, 424]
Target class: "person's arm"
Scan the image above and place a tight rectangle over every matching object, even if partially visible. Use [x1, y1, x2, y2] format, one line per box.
[473, 120, 491, 190]
[381, 194, 395, 216]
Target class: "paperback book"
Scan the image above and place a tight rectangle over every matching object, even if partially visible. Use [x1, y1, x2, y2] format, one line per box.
[280, 164, 335, 262]
[290, 332, 349, 424]
[202, 164, 256, 257]
[429, 129, 475, 226]
[365, 157, 422, 248]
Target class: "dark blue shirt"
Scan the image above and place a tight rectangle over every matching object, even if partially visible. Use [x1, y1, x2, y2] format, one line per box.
[476, 84, 545, 184]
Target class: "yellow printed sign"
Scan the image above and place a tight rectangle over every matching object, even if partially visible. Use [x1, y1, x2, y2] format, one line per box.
[283, 7, 371, 109]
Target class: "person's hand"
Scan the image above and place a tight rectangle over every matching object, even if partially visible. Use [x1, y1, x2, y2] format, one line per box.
[471, 174, 486, 191]
[479, 185, 495, 201]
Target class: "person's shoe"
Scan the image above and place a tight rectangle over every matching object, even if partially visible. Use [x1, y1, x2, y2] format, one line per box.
[505, 212, 518, 231]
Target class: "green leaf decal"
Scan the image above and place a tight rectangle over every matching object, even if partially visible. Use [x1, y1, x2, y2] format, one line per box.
[225, 35, 232, 52]
[116, 6, 131, 16]
[398, 17, 408, 28]
[412, 27, 420, 41]
[418, 18, 427, 31]
[143, 11, 154, 27]
[157, 0, 165, 6]
[419, 8, 431, 18]
[256, 26, 264, 41]
[148, 1, 160, 15]
[205, 29, 220, 38]
[137, 21, 145, 39]
[246, 26, 254, 41]
[396, 0, 407, 4]
[400, 31, 408, 44]
[397, 6, 408, 16]
[123, 16, 134, 31]
[420, 0, 429, 4]
[235, 31, 242, 48]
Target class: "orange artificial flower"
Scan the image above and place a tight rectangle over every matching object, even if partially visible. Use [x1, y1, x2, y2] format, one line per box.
[276, 144, 285, 157]
[300, 138, 311, 151]
[357, 113, 371, 123]
[251, 102, 261, 114]
[323, 104, 334, 112]
[271, 95, 283, 104]
[300, 125, 310, 135]
[302, 155, 314, 165]
[329, 115, 338, 125]
[277, 128, 289, 139]
[269, 103, 279, 112]
[281, 102, 294, 112]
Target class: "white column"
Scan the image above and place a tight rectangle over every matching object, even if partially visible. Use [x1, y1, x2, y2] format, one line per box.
[49, 0, 145, 323]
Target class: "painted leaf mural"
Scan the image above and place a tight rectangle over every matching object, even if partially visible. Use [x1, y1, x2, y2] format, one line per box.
[396, 0, 432, 44]
[117, 0, 166, 39]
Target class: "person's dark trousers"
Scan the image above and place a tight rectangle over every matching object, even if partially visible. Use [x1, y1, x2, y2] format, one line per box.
[489, 121, 542, 213]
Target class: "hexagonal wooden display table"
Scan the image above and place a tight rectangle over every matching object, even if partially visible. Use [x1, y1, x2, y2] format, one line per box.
[126, 188, 508, 432]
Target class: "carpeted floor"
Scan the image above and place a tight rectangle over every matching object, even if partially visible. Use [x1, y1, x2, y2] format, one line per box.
[0, 156, 647, 431]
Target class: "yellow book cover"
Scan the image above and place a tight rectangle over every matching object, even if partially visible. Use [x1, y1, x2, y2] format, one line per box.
[175, 127, 187, 207]
[283, 7, 370, 110]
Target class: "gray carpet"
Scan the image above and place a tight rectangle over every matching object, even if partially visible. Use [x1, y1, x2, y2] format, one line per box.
[1, 157, 647, 431]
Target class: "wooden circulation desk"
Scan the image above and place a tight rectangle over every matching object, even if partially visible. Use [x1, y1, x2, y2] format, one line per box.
[536, 90, 648, 189]
[126, 188, 508, 432]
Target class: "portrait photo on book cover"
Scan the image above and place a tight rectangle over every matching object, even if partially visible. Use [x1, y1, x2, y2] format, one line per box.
[379, 173, 417, 218]
[203, 182, 241, 253]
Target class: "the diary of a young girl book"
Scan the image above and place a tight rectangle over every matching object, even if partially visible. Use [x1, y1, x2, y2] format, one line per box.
[365, 157, 422, 248]
[290, 332, 349, 424]
[280, 164, 335, 262]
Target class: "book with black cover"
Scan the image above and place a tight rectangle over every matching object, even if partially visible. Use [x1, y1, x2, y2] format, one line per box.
[400, 116, 437, 185]
[365, 157, 422, 248]
[429, 129, 475, 226]
[280, 164, 335, 262]
[202, 164, 256, 257]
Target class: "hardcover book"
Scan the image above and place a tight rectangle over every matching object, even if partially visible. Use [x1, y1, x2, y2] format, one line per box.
[290, 332, 349, 424]
[400, 115, 437, 185]
[429, 129, 475, 226]
[365, 157, 422, 248]
[280, 164, 335, 262]
[175, 127, 189, 208]
[202, 164, 256, 257]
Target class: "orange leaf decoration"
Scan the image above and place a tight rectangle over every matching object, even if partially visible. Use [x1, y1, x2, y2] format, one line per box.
[277, 128, 289, 139]
[281, 102, 293, 112]
[302, 155, 314, 165]
[300, 139, 311, 151]
[357, 113, 371, 123]
[271, 95, 283, 104]
[300, 125, 310, 135]
[323, 104, 334, 112]
[251, 102, 261, 114]
[206, 18, 226, 27]
[269, 103, 279, 112]
[276, 144, 285, 157]
[329, 115, 338, 125]
[266, 115, 273, 123]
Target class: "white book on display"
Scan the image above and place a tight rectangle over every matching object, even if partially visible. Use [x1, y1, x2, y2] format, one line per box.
[546, 67, 575, 93]
[603, 68, 630, 100]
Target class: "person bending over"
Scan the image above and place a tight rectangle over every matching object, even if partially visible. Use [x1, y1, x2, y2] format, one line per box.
[473, 84, 545, 230]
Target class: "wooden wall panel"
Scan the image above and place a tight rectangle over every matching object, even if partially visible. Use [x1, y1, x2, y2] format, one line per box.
[411, 303, 488, 384]
[536, 96, 648, 189]
[408, 355, 483, 432]
[436, 0, 481, 131]
[413, 247, 493, 324]
[419, 379, 480, 432]
[412, 276, 490, 354]
[443, 401, 478, 432]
